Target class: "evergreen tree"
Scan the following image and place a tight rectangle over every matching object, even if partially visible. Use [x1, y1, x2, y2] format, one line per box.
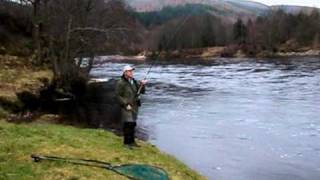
[233, 18, 247, 44]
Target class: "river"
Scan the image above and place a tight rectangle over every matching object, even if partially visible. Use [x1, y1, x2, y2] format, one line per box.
[91, 57, 320, 180]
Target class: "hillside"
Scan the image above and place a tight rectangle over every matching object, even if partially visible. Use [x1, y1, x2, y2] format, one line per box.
[126, 0, 269, 19]
[225, 0, 268, 14]
[126, 0, 319, 22]
[133, 4, 217, 27]
[271, 5, 320, 14]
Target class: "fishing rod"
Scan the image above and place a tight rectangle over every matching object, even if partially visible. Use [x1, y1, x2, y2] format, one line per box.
[136, 3, 201, 95]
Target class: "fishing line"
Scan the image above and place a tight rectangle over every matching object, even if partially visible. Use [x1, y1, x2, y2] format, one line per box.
[137, 0, 206, 94]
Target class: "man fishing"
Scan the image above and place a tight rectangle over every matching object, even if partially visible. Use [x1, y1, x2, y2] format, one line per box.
[115, 65, 147, 148]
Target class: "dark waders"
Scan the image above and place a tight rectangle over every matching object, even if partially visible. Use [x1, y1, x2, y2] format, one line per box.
[123, 121, 136, 144]
[122, 108, 138, 145]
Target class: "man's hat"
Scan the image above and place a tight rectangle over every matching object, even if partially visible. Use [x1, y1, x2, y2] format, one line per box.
[123, 65, 135, 73]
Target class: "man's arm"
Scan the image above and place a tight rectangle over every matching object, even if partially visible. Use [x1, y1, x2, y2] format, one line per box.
[115, 81, 129, 107]
[136, 80, 146, 94]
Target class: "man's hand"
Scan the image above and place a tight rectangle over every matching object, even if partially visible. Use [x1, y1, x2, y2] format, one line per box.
[126, 104, 132, 111]
[140, 80, 148, 85]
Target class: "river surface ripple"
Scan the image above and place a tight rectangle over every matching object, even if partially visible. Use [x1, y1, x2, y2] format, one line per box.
[91, 57, 320, 180]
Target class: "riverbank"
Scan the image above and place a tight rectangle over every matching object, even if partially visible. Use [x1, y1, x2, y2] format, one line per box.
[158, 47, 320, 59]
[0, 120, 205, 180]
[0, 55, 206, 179]
[94, 47, 320, 63]
[0, 55, 53, 119]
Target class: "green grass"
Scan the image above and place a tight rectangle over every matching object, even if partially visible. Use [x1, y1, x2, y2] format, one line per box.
[0, 107, 8, 119]
[0, 120, 206, 180]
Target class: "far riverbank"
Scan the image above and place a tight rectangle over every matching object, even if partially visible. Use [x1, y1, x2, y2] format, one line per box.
[95, 47, 320, 63]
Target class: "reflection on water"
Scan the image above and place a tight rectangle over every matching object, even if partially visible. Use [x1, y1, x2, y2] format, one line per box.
[92, 57, 320, 180]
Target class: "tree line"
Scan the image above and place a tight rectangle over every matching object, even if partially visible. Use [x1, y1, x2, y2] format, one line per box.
[2, 1, 320, 72]
[245, 10, 320, 53]
[142, 5, 320, 56]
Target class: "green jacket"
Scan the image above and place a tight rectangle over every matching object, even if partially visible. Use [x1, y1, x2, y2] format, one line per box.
[115, 76, 145, 122]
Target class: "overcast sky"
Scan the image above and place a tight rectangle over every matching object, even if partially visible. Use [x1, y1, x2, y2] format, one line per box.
[251, 0, 320, 7]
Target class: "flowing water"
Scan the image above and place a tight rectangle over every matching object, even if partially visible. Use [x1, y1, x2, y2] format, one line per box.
[91, 57, 320, 180]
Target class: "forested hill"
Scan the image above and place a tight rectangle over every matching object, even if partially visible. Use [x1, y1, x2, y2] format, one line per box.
[126, 0, 269, 15]
[128, 0, 269, 23]
[129, 0, 320, 26]
[133, 4, 217, 27]
[127, 0, 318, 14]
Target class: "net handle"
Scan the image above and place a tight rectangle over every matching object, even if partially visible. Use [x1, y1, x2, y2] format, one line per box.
[31, 154, 112, 169]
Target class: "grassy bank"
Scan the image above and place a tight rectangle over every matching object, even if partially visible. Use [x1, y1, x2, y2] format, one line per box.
[0, 54, 205, 179]
[0, 120, 206, 180]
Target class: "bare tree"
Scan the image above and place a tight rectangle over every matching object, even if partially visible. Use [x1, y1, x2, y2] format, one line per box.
[40, 0, 136, 91]
[16, 0, 44, 63]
